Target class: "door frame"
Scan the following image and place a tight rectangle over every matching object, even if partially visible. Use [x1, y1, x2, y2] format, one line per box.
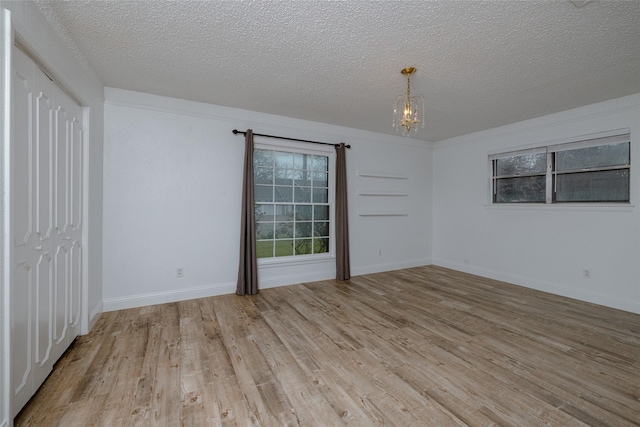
[1, 9, 14, 427]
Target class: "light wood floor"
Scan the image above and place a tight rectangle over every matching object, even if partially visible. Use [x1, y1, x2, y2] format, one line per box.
[16, 266, 640, 426]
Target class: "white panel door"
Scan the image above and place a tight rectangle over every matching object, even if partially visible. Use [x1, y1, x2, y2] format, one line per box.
[32, 62, 55, 390]
[11, 46, 83, 416]
[11, 44, 36, 415]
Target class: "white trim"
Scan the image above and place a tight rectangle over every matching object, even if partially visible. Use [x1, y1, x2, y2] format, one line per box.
[484, 203, 635, 212]
[88, 299, 103, 330]
[0, 9, 13, 427]
[253, 143, 336, 262]
[254, 139, 334, 155]
[259, 271, 335, 289]
[258, 254, 334, 268]
[433, 259, 640, 314]
[103, 271, 340, 312]
[80, 106, 92, 335]
[104, 87, 434, 149]
[488, 146, 546, 160]
[487, 128, 630, 157]
[351, 258, 431, 277]
[549, 132, 630, 153]
[102, 282, 237, 312]
[543, 128, 629, 151]
[103, 262, 438, 311]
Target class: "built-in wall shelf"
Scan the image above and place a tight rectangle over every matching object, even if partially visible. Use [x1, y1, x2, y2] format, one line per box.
[357, 210, 408, 217]
[358, 190, 408, 197]
[357, 171, 409, 216]
[357, 171, 408, 180]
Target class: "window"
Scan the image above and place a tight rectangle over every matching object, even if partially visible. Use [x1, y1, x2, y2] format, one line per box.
[254, 147, 331, 259]
[490, 132, 630, 204]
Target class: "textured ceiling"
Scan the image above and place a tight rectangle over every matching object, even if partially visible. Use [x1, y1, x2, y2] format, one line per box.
[34, 0, 640, 142]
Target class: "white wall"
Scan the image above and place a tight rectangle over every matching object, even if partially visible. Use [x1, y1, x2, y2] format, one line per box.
[102, 88, 432, 310]
[433, 94, 640, 314]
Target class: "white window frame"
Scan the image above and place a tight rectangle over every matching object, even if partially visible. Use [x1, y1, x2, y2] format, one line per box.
[254, 138, 336, 266]
[488, 129, 631, 205]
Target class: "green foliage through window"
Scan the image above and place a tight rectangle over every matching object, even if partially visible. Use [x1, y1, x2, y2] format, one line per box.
[255, 148, 330, 258]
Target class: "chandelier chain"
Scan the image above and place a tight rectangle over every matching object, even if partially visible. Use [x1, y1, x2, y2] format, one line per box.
[406, 74, 411, 111]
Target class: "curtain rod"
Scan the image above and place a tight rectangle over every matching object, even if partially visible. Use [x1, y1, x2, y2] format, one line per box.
[232, 129, 351, 149]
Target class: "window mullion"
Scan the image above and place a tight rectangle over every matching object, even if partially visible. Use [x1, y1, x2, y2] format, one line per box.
[493, 172, 548, 179]
[554, 164, 630, 174]
[254, 147, 331, 259]
[492, 160, 497, 199]
[546, 152, 553, 204]
[491, 135, 629, 205]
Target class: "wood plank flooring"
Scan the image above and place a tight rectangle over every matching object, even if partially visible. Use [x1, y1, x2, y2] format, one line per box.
[15, 266, 640, 426]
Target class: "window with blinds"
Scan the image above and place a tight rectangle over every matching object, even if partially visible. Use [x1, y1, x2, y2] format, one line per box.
[490, 131, 630, 204]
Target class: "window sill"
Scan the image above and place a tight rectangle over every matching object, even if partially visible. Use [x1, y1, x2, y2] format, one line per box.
[484, 203, 635, 212]
[258, 254, 335, 268]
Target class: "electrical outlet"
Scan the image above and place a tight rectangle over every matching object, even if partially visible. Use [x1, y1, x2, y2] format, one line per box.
[378, 248, 382, 256]
[583, 269, 591, 279]
[176, 267, 184, 278]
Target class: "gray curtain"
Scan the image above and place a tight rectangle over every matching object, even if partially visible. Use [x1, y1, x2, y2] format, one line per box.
[335, 143, 351, 280]
[237, 129, 259, 295]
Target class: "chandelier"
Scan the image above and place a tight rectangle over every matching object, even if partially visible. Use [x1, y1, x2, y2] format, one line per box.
[392, 67, 425, 136]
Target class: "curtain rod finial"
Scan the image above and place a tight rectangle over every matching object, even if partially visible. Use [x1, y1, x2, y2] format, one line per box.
[232, 129, 239, 135]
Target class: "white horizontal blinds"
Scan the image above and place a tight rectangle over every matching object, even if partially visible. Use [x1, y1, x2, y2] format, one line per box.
[549, 133, 630, 153]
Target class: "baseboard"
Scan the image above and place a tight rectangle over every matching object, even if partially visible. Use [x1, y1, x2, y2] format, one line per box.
[101, 259, 435, 312]
[351, 258, 432, 277]
[433, 259, 640, 315]
[102, 282, 236, 312]
[259, 271, 336, 289]
[89, 300, 103, 329]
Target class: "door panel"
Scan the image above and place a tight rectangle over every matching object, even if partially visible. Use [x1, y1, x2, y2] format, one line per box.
[35, 69, 53, 240]
[53, 244, 68, 347]
[11, 46, 36, 416]
[11, 262, 33, 414]
[55, 86, 82, 342]
[35, 253, 52, 367]
[54, 103, 68, 235]
[70, 117, 82, 231]
[12, 51, 32, 246]
[34, 253, 53, 389]
[11, 47, 83, 416]
[69, 242, 82, 329]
